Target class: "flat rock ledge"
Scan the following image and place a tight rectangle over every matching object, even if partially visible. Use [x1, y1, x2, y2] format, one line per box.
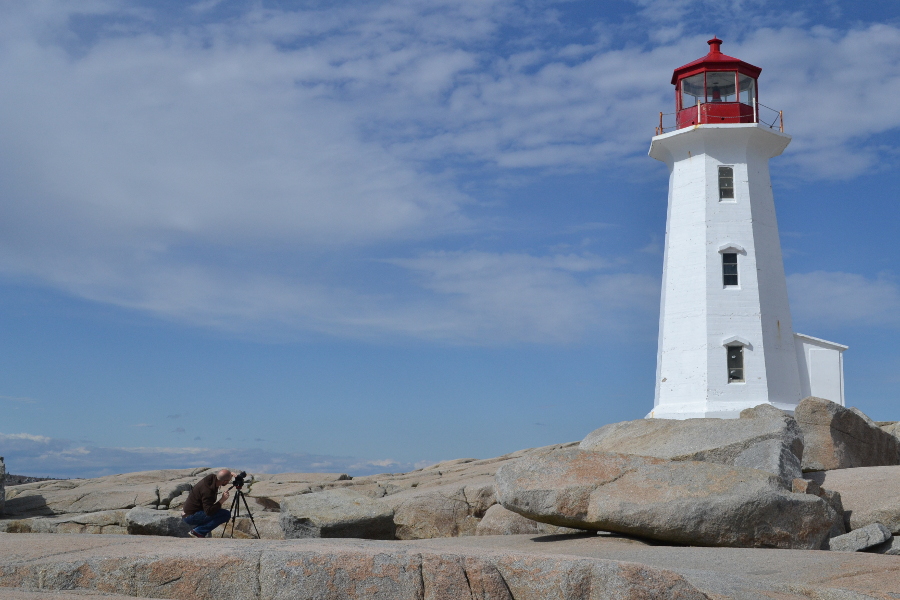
[0, 533, 899, 600]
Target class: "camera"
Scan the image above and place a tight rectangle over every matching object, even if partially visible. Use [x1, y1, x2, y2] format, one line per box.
[232, 471, 247, 489]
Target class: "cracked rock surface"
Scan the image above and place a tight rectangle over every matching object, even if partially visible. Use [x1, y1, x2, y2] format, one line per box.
[580, 403, 805, 486]
[0, 533, 898, 599]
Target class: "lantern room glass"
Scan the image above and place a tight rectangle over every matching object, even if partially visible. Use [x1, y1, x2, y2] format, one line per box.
[680, 74, 704, 109]
[738, 73, 756, 105]
[706, 71, 736, 103]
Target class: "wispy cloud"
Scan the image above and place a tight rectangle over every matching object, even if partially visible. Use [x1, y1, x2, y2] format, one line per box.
[0, 432, 424, 479]
[384, 251, 658, 343]
[0, 2, 895, 345]
[789, 271, 900, 328]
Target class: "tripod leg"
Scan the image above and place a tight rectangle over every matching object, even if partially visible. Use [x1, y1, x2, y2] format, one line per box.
[221, 491, 242, 538]
[238, 491, 262, 539]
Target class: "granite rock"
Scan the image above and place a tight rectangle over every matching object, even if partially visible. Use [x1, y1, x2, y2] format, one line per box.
[496, 447, 837, 549]
[168, 491, 188, 511]
[580, 403, 804, 486]
[475, 504, 583, 536]
[795, 397, 900, 471]
[0, 510, 128, 535]
[878, 421, 900, 439]
[125, 506, 193, 537]
[3, 468, 209, 516]
[0, 534, 717, 600]
[3, 533, 900, 599]
[279, 488, 395, 539]
[0, 444, 585, 541]
[805, 465, 900, 533]
[867, 535, 900, 555]
[791, 478, 846, 537]
[385, 478, 496, 540]
[827, 522, 892, 552]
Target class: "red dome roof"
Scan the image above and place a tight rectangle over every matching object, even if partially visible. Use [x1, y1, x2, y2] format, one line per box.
[671, 37, 761, 85]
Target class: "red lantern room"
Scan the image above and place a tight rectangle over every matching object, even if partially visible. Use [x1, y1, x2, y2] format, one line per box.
[672, 37, 761, 130]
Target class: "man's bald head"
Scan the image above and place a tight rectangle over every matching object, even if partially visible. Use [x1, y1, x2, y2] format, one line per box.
[216, 469, 233, 483]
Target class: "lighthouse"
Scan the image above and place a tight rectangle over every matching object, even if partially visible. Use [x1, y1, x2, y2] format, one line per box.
[648, 38, 847, 420]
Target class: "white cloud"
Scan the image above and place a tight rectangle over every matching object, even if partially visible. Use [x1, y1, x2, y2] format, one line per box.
[788, 271, 900, 327]
[0, 431, 422, 478]
[0, 2, 896, 344]
[738, 26, 900, 178]
[385, 251, 658, 343]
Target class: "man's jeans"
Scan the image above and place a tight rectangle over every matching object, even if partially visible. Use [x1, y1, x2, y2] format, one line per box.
[183, 509, 231, 536]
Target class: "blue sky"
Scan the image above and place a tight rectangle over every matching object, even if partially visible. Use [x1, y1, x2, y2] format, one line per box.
[2, 0, 900, 478]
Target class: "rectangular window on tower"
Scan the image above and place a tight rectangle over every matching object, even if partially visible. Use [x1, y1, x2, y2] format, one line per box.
[718, 166, 735, 199]
[722, 253, 738, 286]
[727, 346, 744, 382]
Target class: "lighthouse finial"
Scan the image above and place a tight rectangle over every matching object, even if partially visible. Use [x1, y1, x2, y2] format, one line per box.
[708, 36, 723, 54]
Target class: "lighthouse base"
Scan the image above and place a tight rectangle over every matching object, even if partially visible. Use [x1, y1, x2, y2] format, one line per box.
[645, 400, 798, 420]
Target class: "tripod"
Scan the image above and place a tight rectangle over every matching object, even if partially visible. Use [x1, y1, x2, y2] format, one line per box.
[220, 485, 262, 539]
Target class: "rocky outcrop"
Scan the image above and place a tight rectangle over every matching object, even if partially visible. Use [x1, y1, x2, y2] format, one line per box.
[125, 506, 192, 537]
[828, 522, 892, 552]
[0, 444, 587, 541]
[475, 504, 582, 536]
[580, 403, 804, 486]
[0, 510, 127, 534]
[496, 447, 837, 549]
[384, 478, 496, 540]
[795, 397, 900, 471]
[0, 535, 710, 600]
[3, 468, 207, 517]
[0, 457, 5, 515]
[3, 533, 900, 599]
[805, 465, 900, 533]
[280, 489, 395, 539]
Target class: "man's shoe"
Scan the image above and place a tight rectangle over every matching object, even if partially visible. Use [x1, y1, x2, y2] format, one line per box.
[188, 529, 206, 538]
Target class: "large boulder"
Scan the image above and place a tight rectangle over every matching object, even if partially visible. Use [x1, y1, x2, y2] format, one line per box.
[805, 465, 900, 533]
[279, 488, 395, 539]
[795, 397, 900, 471]
[383, 478, 496, 540]
[125, 506, 192, 537]
[579, 403, 804, 486]
[496, 447, 837, 549]
[827, 522, 892, 552]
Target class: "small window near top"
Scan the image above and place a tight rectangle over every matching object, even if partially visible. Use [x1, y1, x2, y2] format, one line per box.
[719, 166, 734, 199]
[722, 253, 738, 286]
[727, 345, 744, 382]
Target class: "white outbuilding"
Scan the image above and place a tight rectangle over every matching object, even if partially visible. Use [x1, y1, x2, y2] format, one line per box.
[647, 38, 846, 419]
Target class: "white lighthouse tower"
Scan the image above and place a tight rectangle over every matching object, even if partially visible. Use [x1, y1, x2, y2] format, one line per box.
[648, 38, 847, 419]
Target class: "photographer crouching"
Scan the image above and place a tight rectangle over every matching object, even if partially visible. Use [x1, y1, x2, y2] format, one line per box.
[182, 469, 238, 538]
